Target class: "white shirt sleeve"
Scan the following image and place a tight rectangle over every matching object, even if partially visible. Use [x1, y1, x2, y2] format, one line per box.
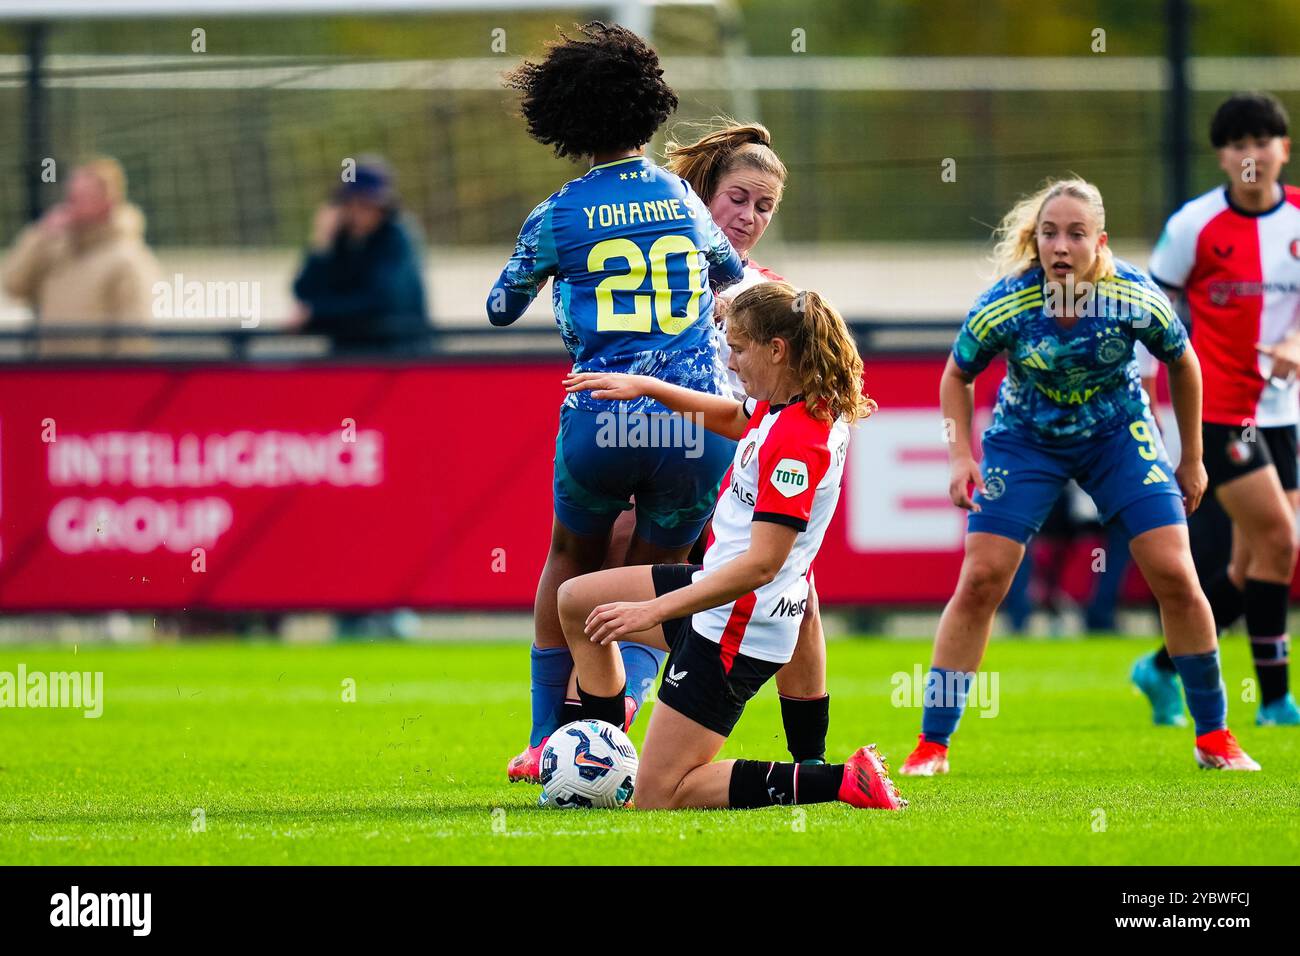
[1147, 207, 1198, 290]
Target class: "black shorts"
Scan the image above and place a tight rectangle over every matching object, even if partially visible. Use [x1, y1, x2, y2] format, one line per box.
[1203, 422, 1298, 492]
[650, 563, 782, 738]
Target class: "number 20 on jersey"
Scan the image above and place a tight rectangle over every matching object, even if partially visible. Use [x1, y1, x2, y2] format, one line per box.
[589, 235, 705, 335]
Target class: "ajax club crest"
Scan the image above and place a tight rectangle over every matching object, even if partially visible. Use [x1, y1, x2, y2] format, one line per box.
[1097, 336, 1129, 364]
[982, 466, 1010, 501]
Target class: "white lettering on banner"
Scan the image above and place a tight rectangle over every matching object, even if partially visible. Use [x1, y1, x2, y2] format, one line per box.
[847, 410, 968, 552]
[46, 430, 383, 488]
[29, 427, 387, 557]
[48, 497, 234, 554]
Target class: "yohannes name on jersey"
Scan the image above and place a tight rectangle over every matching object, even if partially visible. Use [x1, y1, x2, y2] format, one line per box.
[581, 198, 698, 230]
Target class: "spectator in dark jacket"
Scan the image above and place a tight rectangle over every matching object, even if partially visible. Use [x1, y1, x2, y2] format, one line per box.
[291, 158, 429, 355]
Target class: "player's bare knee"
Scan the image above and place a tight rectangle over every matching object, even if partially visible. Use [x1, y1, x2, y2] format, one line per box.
[1148, 565, 1201, 606]
[959, 562, 1012, 610]
[1260, 524, 1298, 576]
[555, 580, 586, 639]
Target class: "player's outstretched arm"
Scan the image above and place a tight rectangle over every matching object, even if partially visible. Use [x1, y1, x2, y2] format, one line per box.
[564, 371, 749, 440]
[1166, 346, 1207, 515]
[584, 522, 797, 645]
[940, 355, 984, 511]
[485, 280, 536, 327]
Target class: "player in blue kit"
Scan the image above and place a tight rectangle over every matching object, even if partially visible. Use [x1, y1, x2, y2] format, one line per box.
[486, 23, 744, 782]
[897, 178, 1261, 775]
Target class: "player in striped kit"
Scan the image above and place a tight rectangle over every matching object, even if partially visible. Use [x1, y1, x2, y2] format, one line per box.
[559, 283, 904, 811]
[1133, 92, 1300, 727]
[664, 123, 835, 766]
[899, 178, 1260, 775]
[533, 122, 837, 776]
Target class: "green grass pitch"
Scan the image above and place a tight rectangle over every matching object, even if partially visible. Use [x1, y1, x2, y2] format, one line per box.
[1, 636, 1296, 865]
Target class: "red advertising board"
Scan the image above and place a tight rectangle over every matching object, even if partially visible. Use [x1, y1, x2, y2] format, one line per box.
[0, 358, 1274, 610]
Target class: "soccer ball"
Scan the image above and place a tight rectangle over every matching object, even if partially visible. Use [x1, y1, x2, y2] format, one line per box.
[538, 719, 638, 809]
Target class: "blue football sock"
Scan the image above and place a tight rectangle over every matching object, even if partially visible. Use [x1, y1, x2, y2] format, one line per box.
[529, 645, 573, 747]
[920, 666, 974, 746]
[1171, 650, 1228, 737]
[619, 643, 667, 726]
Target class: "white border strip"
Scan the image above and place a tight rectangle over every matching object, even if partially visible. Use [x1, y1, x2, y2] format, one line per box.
[0, 55, 1297, 91]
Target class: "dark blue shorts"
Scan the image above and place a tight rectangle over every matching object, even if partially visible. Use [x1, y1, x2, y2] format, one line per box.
[968, 419, 1187, 544]
[552, 406, 734, 549]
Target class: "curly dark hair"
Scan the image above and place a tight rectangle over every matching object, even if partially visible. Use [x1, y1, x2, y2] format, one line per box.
[504, 21, 679, 160]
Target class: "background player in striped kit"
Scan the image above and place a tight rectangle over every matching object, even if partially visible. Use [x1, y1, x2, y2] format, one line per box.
[560, 283, 903, 811]
[898, 178, 1261, 775]
[1134, 92, 1300, 727]
[486, 23, 744, 782]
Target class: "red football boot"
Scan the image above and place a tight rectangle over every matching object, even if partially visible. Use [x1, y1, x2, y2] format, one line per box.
[899, 735, 950, 776]
[837, 744, 907, 810]
[506, 739, 546, 784]
[1194, 728, 1261, 771]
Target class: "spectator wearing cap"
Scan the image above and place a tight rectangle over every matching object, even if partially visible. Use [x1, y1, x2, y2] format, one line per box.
[2, 156, 162, 356]
[291, 158, 430, 356]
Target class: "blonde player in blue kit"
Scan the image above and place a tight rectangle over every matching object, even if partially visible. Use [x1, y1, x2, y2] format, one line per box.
[486, 22, 744, 782]
[897, 178, 1261, 776]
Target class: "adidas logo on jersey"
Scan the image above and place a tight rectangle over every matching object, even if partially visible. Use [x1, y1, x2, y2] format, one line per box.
[1143, 464, 1169, 485]
[1022, 351, 1050, 370]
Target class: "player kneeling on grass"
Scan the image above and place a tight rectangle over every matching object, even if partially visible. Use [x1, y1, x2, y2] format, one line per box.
[899, 178, 1260, 777]
[559, 283, 905, 811]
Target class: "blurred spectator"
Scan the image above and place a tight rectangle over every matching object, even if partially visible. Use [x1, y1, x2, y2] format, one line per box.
[292, 158, 427, 639]
[290, 157, 429, 356]
[2, 157, 161, 356]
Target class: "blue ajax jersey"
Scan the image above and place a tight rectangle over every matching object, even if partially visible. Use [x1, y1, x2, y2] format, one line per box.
[952, 259, 1188, 442]
[488, 156, 744, 413]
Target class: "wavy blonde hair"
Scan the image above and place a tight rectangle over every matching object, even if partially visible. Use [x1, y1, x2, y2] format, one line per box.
[663, 119, 787, 205]
[728, 281, 876, 424]
[991, 177, 1115, 282]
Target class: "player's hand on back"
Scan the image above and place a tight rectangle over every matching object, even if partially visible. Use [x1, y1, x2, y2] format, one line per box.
[1175, 457, 1208, 515]
[949, 456, 984, 512]
[564, 371, 652, 401]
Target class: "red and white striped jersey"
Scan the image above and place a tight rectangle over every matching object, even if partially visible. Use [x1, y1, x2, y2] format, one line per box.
[714, 261, 785, 399]
[690, 398, 850, 666]
[1149, 184, 1300, 426]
